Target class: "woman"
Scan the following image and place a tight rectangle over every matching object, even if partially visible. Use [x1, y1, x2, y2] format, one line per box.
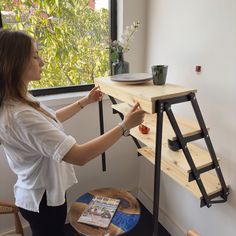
[0, 29, 145, 236]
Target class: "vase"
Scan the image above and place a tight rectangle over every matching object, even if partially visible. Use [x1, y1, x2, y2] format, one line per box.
[112, 52, 129, 75]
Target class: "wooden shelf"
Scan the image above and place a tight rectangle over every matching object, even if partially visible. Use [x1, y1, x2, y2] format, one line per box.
[138, 146, 222, 199]
[112, 101, 224, 200]
[112, 102, 203, 143]
[95, 77, 197, 113]
[112, 103, 217, 174]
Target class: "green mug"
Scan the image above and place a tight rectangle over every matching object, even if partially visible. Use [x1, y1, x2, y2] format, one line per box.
[152, 65, 168, 85]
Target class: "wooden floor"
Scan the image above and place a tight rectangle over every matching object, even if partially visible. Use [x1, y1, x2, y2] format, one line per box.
[64, 200, 171, 236]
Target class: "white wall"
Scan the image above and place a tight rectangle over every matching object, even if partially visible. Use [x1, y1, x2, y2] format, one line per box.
[118, 0, 148, 72]
[137, 0, 236, 235]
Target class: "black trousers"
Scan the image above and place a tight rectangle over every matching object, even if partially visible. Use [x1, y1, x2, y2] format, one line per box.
[19, 192, 67, 236]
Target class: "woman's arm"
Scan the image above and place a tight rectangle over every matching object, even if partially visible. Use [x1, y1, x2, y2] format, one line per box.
[62, 103, 145, 166]
[63, 125, 123, 166]
[56, 86, 102, 122]
[56, 96, 89, 122]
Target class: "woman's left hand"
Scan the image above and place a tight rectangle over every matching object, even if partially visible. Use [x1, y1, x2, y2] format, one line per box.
[87, 86, 103, 104]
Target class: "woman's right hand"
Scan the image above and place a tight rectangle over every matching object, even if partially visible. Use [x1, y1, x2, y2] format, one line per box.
[63, 102, 145, 166]
[123, 103, 145, 129]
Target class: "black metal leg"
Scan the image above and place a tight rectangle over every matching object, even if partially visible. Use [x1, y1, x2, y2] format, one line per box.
[153, 101, 164, 236]
[98, 100, 106, 171]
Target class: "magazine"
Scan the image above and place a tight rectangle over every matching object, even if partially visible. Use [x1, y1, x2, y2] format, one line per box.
[77, 196, 120, 228]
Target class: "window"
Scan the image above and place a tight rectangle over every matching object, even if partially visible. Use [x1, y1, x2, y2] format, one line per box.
[0, 0, 117, 95]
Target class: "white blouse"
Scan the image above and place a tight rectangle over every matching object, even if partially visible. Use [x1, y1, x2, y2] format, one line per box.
[0, 96, 78, 212]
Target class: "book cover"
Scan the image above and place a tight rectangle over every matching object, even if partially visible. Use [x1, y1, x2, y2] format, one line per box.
[78, 196, 120, 228]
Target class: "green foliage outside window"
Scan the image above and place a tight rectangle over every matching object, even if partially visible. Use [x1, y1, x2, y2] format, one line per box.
[1, 0, 110, 89]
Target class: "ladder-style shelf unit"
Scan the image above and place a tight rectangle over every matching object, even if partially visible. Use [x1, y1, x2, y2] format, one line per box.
[94, 76, 229, 236]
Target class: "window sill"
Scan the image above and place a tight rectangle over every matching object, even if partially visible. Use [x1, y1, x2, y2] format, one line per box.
[37, 91, 89, 107]
[37, 91, 109, 107]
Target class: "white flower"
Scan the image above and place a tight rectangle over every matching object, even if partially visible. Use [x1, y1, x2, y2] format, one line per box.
[110, 21, 140, 62]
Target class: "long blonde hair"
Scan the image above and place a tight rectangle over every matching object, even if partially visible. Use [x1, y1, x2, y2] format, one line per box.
[0, 29, 55, 120]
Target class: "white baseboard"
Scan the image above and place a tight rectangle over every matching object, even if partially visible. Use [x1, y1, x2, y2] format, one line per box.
[137, 188, 185, 236]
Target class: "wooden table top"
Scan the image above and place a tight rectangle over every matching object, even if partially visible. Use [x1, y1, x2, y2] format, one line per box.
[95, 75, 197, 113]
[68, 188, 140, 236]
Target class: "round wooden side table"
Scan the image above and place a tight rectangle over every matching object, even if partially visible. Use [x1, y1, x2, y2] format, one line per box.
[68, 188, 140, 236]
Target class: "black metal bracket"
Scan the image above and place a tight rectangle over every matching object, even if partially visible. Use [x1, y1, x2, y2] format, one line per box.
[168, 132, 205, 151]
[188, 163, 215, 182]
[164, 100, 212, 208]
[163, 92, 229, 208]
[189, 93, 229, 199]
[200, 187, 230, 207]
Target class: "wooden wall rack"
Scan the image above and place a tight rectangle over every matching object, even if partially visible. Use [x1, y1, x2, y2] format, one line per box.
[95, 76, 229, 236]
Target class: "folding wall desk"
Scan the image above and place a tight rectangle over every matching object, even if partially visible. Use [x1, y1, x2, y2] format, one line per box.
[95, 76, 229, 236]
